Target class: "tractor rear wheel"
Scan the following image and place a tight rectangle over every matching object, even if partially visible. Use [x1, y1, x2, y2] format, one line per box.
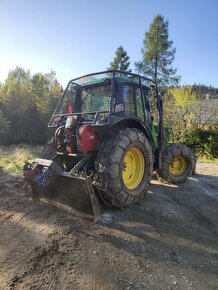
[96, 128, 153, 208]
[157, 143, 195, 184]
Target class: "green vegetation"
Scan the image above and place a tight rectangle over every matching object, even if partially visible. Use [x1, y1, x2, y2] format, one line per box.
[0, 109, 10, 134]
[198, 156, 218, 165]
[176, 128, 218, 160]
[0, 145, 42, 175]
[191, 84, 218, 100]
[108, 46, 131, 72]
[0, 67, 62, 145]
[135, 14, 180, 86]
[163, 86, 197, 136]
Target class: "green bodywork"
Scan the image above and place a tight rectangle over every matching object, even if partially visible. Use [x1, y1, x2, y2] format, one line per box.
[151, 123, 170, 149]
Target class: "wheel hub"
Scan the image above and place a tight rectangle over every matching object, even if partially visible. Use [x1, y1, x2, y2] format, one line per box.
[122, 147, 145, 190]
[169, 156, 187, 175]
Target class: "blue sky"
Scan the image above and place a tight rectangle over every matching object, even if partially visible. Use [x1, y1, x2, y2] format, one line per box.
[1, 0, 218, 87]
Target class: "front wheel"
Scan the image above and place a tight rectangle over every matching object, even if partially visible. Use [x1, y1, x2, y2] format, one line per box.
[157, 143, 196, 184]
[95, 128, 154, 208]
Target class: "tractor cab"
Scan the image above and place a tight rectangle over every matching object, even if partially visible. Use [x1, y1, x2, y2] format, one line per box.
[24, 70, 195, 222]
[48, 70, 163, 155]
[49, 71, 157, 125]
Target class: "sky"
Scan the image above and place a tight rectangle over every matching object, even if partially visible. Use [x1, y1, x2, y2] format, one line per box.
[1, 0, 218, 88]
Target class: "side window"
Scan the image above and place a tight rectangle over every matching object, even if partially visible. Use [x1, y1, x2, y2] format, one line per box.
[143, 89, 152, 124]
[59, 87, 76, 114]
[147, 89, 158, 123]
[136, 88, 153, 125]
[123, 85, 135, 117]
[136, 88, 144, 121]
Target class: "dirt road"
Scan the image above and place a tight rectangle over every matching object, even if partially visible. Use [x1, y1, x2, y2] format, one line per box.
[0, 163, 218, 290]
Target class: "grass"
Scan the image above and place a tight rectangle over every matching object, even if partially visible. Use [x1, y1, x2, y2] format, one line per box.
[198, 155, 218, 165]
[0, 144, 43, 175]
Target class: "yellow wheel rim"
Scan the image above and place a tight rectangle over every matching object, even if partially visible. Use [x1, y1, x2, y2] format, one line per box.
[122, 147, 145, 190]
[169, 156, 187, 175]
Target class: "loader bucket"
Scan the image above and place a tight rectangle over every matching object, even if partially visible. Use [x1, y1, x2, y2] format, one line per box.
[25, 159, 100, 222]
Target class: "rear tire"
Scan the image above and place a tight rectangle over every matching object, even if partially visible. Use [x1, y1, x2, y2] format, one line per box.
[157, 143, 195, 184]
[95, 128, 153, 208]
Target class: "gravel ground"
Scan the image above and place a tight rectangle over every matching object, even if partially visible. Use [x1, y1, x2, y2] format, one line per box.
[0, 162, 217, 290]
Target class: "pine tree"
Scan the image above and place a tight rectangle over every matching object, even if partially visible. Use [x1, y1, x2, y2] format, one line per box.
[135, 15, 180, 86]
[108, 46, 131, 72]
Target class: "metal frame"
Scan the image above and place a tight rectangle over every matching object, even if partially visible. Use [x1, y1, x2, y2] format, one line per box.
[48, 70, 164, 152]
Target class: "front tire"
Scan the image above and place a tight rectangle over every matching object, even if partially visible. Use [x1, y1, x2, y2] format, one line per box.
[96, 128, 153, 208]
[157, 143, 196, 184]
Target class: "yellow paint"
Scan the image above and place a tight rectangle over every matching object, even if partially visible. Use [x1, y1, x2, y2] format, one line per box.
[122, 147, 144, 190]
[169, 156, 187, 175]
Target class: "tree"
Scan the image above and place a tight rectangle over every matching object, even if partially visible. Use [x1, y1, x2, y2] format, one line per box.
[0, 67, 62, 144]
[31, 70, 62, 114]
[108, 46, 131, 72]
[163, 87, 197, 139]
[23, 104, 46, 144]
[135, 15, 180, 86]
[0, 109, 10, 135]
[3, 67, 32, 115]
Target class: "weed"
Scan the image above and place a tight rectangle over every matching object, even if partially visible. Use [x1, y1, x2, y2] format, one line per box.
[0, 144, 43, 175]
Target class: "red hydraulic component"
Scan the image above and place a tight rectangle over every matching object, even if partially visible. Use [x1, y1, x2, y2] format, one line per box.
[78, 124, 99, 152]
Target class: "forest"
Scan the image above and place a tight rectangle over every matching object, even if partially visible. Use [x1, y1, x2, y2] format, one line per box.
[0, 67, 62, 144]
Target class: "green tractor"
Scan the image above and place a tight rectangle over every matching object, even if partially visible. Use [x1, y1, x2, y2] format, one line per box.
[24, 70, 195, 221]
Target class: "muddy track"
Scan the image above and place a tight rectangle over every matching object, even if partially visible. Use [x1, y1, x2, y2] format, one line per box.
[0, 163, 218, 290]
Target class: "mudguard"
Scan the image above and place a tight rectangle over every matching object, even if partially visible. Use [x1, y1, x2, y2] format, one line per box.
[24, 159, 100, 222]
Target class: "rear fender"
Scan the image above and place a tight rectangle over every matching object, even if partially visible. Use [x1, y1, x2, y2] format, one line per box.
[110, 118, 154, 147]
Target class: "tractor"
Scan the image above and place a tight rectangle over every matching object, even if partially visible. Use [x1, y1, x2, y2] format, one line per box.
[24, 70, 195, 222]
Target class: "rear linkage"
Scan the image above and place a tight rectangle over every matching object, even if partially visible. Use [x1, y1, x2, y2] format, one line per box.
[23, 159, 101, 222]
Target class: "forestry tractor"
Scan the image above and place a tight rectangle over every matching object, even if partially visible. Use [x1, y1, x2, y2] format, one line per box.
[24, 70, 195, 222]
